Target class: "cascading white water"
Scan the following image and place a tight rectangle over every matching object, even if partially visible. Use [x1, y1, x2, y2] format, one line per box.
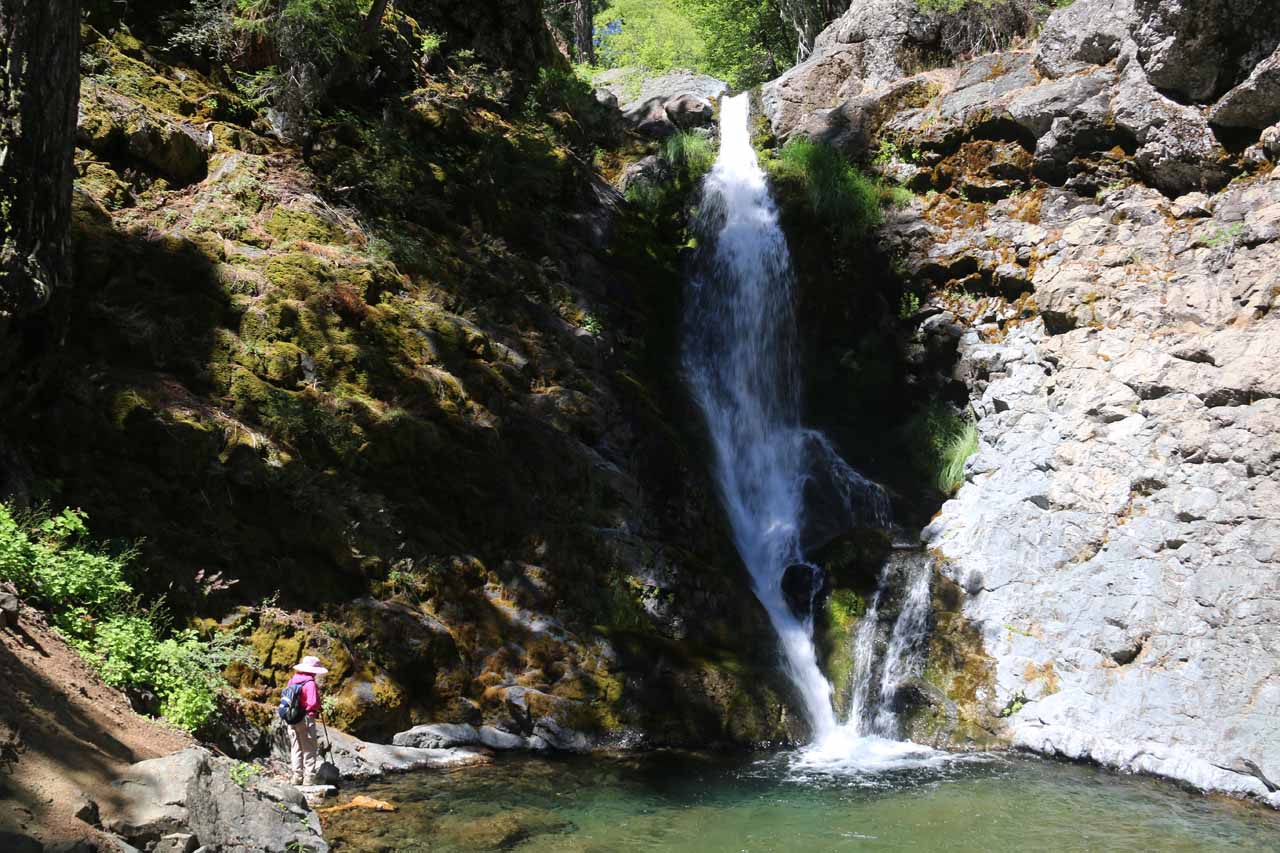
[871, 557, 934, 736]
[844, 565, 889, 733]
[683, 93, 890, 741]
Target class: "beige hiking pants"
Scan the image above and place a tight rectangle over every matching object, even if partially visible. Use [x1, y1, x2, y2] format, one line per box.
[287, 716, 319, 785]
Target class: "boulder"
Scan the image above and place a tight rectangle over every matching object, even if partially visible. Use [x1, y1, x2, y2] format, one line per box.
[77, 86, 210, 186]
[792, 74, 938, 157]
[478, 725, 527, 749]
[1112, 55, 1233, 195]
[391, 722, 481, 749]
[1211, 45, 1280, 130]
[1132, 0, 1280, 102]
[154, 834, 198, 853]
[103, 747, 328, 853]
[1243, 122, 1280, 166]
[616, 154, 673, 197]
[0, 584, 18, 629]
[272, 724, 489, 780]
[762, 0, 939, 137]
[622, 70, 728, 110]
[664, 94, 715, 130]
[1034, 0, 1134, 79]
[623, 97, 676, 139]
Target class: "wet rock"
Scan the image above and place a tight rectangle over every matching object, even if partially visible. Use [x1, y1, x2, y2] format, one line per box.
[437, 809, 571, 850]
[781, 563, 826, 620]
[478, 725, 527, 749]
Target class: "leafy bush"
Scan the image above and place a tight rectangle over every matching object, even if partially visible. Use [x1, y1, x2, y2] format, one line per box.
[594, 0, 706, 70]
[768, 138, 883, 242]
[679, 0, 795, 88]
[905, 403, 979, 493]
[624, 180, 670, 212]
[0, 504, 244, 733]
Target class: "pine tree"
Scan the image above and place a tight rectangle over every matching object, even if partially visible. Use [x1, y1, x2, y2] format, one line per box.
[0, 0, 81, 324]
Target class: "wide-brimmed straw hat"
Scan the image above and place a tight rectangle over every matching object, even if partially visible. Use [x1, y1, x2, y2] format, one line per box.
[294, 655, 329, 675]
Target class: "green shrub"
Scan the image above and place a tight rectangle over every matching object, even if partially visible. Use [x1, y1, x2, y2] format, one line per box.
[768, 138, 883, 241]
[624, 180, 669, 212]
[0, 507, 133, 640]
[662, 131, 716, 182]
[0, 504, 244, 733]
[905, 403, 979, 493]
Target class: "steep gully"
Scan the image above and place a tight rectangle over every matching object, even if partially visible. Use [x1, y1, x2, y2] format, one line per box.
[683, 93, 935, 765]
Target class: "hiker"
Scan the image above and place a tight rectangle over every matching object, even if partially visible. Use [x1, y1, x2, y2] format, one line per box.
[280, 654, 328, 786]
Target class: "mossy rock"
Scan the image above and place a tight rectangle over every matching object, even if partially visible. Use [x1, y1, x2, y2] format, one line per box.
[265, 253, 334, 299]
[77, 161, 132, 210]
[265, 207, 348, 245]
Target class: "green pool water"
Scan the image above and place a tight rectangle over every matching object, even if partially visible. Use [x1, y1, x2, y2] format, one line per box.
[322, 745, 1280, 852]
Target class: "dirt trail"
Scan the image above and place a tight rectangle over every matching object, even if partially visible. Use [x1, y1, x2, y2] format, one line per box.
[0, 604, 194, 847]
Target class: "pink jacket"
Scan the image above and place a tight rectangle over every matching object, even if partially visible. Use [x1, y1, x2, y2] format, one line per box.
[286, 673, 321, 717]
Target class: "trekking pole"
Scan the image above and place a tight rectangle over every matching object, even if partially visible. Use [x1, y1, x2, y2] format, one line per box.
[318, 708, 335, 762]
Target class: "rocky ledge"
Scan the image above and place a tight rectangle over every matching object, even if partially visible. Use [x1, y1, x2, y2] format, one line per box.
[765, 0, 1280, 805]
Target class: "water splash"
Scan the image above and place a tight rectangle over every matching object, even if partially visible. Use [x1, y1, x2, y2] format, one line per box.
[844, 564, 890, 734]
[682, 93, 890, 741]
[872, 557, 934, 737]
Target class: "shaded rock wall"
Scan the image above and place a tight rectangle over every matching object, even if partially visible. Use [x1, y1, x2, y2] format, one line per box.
[2, 12, 803, 751]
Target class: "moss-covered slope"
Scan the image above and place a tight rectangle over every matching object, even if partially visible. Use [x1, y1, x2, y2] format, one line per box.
[1, 13, 803, 748]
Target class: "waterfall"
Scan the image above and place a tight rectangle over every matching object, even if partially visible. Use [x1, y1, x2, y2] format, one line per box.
[843, 566, 888, 734]
[682, 93, 890, 741]
[871, 556, 933, 737]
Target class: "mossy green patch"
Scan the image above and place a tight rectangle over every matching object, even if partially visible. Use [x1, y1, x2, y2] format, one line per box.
[265, 207, 347, 245]
[265, 252, 334, 299]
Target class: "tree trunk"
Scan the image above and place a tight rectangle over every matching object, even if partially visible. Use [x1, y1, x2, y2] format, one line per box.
[573, 0, 594, 65]
[0, 0, 80, 322]
[363, 0, 392, 38]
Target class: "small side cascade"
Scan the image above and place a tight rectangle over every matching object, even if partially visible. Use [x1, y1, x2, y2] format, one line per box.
[839, 551, 935, 739]
[844, 563, 889, 734]
[870, 556, 934, 737]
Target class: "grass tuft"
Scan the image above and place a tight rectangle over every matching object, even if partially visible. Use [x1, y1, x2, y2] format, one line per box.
[768, 138, 883, 241]
[936, 419, 979, 492]
[662, 131, 716, 183]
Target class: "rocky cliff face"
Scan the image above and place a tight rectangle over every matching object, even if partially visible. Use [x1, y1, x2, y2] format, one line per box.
[767, 0, 1280, 805]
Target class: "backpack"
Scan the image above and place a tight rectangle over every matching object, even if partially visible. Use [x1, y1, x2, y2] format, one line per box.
[278, 681, 308, 725]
